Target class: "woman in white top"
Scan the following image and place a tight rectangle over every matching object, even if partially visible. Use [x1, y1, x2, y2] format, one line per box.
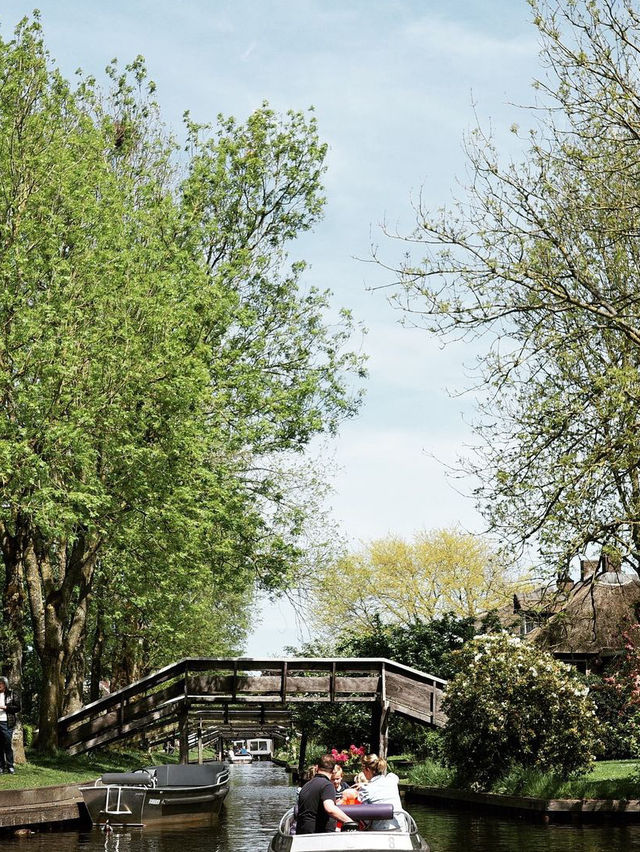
[357, 753, 404, 830]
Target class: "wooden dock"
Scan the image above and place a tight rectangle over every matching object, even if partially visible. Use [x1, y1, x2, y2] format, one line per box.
[0, 782, 88, 831]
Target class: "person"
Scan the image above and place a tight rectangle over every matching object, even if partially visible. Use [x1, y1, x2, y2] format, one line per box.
[0, 675, 20, 774]
[357, 753, 403, 830]
[332, 764, 350, 795]
[296, 753, 351, 834]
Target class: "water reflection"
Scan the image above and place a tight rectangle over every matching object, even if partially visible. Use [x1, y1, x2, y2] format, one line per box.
[410, 800, 640, 851]
[5, 763, 640, 851]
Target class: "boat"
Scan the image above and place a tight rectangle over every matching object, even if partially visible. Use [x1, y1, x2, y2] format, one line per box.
[80, 762, 229, 828]
[227, 748, 253, 764]
[231, 737, 273, 760]
[268, 803, 430, 851]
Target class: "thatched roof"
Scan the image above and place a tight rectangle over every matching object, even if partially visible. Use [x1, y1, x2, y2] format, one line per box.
[489, 580, 571, 633]
[530, 571, 640, 656]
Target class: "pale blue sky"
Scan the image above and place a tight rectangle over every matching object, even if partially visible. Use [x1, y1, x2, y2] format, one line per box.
[1, 1, 541, 653]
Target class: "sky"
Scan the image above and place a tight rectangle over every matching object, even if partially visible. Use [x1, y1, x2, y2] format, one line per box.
[0, 1, 542, 654]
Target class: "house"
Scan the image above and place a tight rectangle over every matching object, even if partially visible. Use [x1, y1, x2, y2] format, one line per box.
[498, 557, 640, 674]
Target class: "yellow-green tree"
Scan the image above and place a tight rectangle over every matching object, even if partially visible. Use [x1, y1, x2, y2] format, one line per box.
[309, 528, 527, 633]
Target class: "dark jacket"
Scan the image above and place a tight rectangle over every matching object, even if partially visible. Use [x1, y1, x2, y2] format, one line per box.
[0, 677, 20, 728]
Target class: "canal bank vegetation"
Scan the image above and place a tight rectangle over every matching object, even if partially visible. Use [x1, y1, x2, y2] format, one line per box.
[408, 758, 640, 801]
[1, 745, 219, 791]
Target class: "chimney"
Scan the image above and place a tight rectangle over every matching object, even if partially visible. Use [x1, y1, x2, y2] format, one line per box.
[580, 559, 598, 581]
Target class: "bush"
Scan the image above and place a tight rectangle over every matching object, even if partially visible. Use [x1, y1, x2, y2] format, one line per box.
[442, 634, 600, 786]
[408, 758, 455, 788]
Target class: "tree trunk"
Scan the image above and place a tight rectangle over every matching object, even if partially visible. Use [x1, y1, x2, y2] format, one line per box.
[23, 532, 97, 752]
[37, 654, 65, 752]
[90, 606, 107, 703]
[63, 626, 87, 716]
[1, 519, 27, 763]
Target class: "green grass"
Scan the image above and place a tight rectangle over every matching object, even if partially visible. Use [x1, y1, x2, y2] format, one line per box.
[0, 746, 218, 791]
[407, 758, 456, 788]
[408, 759, 640, 800]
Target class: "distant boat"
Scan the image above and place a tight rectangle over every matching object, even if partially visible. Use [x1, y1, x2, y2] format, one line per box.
[80, 762, 229, 828]
[231, 737, 274, 761]
[227, 748, 253, 764]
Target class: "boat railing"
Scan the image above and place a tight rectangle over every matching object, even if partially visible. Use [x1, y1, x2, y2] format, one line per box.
[277, 806, 420, 836]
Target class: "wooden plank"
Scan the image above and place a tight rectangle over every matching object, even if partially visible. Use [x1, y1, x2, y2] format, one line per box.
[188, 674, 283, 694]
[61, 683, 184, 749]
[67, 702, 183, 754]
[333, 676, 379, 694]
[58, 659, 186, 727]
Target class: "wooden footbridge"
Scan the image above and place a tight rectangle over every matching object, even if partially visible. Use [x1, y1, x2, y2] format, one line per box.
[58, 657, 446, 762]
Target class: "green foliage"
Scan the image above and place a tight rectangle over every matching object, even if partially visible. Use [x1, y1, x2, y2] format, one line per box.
[0, 14, 363, 746]
[442, 634, 601, 785]
[309, 530, 524, 631]
[338, 613, 476, 681]
[589, 626, 640, 759]
[384, 0, 640, 570]
[287, 616, 474, 758]
[408, 758, 456, 788]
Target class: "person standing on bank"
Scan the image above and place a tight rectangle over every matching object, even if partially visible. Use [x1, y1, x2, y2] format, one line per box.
[296, 753, 351, 834]
[0, 676, 21, 774]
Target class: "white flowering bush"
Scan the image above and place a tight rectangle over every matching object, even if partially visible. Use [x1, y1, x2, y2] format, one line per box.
[442, 634, 600, 785]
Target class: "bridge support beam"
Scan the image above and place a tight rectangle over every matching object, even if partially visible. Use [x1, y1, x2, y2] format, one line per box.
[369, 698, 390, 759]
[178, 705, 190, 764]
[297, 729, 308, 782]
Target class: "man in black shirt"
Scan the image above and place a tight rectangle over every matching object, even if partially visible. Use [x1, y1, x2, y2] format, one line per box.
[296, 753, 351, 834]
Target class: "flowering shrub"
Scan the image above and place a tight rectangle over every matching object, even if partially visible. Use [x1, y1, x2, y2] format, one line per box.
[331, 744, 365, 770]
[592, 625, 640, 758]
[442, 634, 600, 785]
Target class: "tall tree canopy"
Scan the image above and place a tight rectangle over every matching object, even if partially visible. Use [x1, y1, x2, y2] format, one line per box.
[307, 528, 523, 634]
[0, 16, 363, 749]
[385, 0, 640, 572]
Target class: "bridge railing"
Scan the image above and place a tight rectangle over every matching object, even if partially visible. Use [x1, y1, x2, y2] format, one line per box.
[58, 657, 446, 754]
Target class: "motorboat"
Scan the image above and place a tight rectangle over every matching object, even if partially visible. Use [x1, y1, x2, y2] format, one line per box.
[268, 803, 430, 851]
[80, 762, 229, 828]
[227, 748, 253, 764]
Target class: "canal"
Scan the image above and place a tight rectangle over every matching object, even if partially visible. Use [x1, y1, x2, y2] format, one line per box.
[5, 763, 640, 851]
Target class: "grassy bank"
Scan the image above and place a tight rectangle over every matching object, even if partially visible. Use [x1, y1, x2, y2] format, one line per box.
[0, 747, 215, 791]
[408, 759, 640, 800]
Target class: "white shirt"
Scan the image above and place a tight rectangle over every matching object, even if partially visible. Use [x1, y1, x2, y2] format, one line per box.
[0, 692, 6, 723]
[358, 772, 404, 830]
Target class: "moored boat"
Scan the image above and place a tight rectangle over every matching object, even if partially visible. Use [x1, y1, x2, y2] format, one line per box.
[80, 762, 229, 828]
[268, 803, 430, 851]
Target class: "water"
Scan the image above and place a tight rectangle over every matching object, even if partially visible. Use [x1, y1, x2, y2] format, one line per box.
[4, 763, 640, 851]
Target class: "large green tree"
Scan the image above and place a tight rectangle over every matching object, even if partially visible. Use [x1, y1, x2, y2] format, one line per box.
[385, 0, 640, 572]
[0, 17, 362, 749]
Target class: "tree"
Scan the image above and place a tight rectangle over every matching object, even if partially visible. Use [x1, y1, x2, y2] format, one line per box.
[383, 0, 640, 572]
[0, 17, 362, 749]
[307, 528, 525, 634]
[442, 634, 600, 785]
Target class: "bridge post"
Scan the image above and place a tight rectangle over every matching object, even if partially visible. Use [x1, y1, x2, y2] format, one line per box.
[178, 705, 190, 764]
[197, 720, 203, 765]
[297, 729, 308, 782]
[369, 697, 390, 759]
[370, 662, 389, 758]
